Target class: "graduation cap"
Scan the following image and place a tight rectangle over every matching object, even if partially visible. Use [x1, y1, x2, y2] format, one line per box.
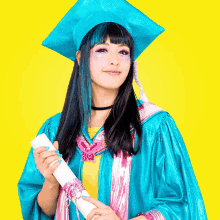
[42, 0, 165, 102]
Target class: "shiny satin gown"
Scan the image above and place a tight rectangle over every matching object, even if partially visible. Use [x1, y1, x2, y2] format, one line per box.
[18, 100, 207, 219]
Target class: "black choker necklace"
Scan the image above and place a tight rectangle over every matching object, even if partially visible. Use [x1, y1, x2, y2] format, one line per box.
[91, 105, 113, 110]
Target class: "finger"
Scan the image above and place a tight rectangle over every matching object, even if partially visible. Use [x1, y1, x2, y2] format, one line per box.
[33, 147, 49, 162]
[44, 154, 61, 166]
[40, 150, 59, 159]
[33, 146, 49, 154]
[49, 160, 61, 173]
[42, 160, 61, 179]
[86, 208, 104, 220]
[82, 197, 107, 209]
[53, 141, 59, 150]
[39, 151, 59, 169]
[43, 154, 62, 171]
[93, 216, 108, 220]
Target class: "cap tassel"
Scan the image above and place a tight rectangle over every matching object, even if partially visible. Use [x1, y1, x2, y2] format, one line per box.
[133, 61, 148, 103]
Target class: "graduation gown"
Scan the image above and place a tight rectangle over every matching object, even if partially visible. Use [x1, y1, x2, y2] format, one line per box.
[18, 100, 207, 220]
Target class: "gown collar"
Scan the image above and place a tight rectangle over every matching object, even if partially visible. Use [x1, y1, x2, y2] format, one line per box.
[78, 100, 164, 157]
[82, 122, 104, 145]
[81, 99, 144, 144]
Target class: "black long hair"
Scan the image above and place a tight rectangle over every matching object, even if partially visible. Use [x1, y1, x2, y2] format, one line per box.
[54, 22, 143, 161]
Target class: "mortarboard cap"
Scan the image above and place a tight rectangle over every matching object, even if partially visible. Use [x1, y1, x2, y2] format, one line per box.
[42, 0, 165, 61]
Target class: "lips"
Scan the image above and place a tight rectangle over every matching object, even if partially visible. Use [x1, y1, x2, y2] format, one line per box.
[104, 70, 121, 75]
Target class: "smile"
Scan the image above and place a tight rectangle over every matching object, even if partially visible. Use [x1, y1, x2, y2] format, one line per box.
[104, 71, 121, 75]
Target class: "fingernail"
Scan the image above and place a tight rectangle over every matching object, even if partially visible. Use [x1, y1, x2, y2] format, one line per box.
[58, 154, 62, 157]
[55, 150, 59, 153]
[58, 159, 62, 163]
[45, 146, 49, 150]
[82, 195, 86, 198]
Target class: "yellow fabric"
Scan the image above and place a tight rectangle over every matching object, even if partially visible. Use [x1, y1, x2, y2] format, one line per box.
[82, 127, 102, 200]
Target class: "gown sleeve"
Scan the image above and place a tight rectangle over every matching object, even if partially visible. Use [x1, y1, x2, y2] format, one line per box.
[148, 113, 207, 220]
[18, 117, 55, 220]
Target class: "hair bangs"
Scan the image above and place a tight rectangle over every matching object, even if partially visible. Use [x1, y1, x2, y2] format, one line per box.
[89, 22, 133, 50]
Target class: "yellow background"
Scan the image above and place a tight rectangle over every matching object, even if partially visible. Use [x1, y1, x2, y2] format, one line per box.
[1, 0, 219, 219]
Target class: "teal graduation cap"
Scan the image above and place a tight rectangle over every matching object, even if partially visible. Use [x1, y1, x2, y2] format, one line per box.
[42, 0, 165, 61]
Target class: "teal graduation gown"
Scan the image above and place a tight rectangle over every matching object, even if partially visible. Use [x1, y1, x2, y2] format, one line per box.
[18, 100, 207, 219]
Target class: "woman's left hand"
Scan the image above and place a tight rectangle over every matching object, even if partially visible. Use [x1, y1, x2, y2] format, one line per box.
[82, 196, 121, 220]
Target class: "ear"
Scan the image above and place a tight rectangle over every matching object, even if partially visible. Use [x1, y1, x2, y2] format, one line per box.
[76, 50, 81, 66]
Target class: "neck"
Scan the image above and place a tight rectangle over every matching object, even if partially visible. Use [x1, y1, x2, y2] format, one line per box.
[91, 87, 118, 107]
[90, 86, 118, 118]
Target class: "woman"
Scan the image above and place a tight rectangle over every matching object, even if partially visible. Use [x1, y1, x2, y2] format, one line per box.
[18, 1, 207, 220]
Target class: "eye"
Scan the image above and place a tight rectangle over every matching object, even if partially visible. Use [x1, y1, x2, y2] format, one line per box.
[96, 48, 107, 53]
[120, 50, 130, 55]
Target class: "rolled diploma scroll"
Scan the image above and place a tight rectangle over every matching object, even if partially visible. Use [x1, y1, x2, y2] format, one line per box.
[30, 133, 98, 219]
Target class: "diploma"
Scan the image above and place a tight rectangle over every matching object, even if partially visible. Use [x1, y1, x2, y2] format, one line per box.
[30, 133, 98, 219]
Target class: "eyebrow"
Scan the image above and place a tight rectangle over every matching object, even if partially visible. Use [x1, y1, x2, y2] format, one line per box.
[98, 42, 129, 47]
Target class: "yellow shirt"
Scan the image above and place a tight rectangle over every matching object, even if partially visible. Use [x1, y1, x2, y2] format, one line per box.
[82, 127, 102, 200]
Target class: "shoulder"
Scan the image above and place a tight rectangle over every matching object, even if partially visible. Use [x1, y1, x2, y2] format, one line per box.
[135, 100, 183, 152]
[40, 112, 61, 130]
[37, 112, 62, 142]
[48, 112, 62, 126]
[136, 99, 170, 131]
[136, 100, 184, 152]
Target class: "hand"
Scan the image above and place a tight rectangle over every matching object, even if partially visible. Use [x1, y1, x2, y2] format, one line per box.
[33, 141, 61, 185]
[82, 196, 121, 220]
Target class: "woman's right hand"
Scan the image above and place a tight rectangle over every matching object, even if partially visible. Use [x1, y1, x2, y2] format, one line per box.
[33, 141, 61, 185]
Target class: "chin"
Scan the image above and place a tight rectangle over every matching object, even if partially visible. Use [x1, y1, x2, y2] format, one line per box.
[104, 86, 120, 91]
[91, 80, 124, 92]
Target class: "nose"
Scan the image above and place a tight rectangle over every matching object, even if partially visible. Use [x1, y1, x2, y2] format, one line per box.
[109, 52, 119, 66]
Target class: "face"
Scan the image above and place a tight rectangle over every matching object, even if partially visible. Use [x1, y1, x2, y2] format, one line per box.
[89, 37, 131, 92]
